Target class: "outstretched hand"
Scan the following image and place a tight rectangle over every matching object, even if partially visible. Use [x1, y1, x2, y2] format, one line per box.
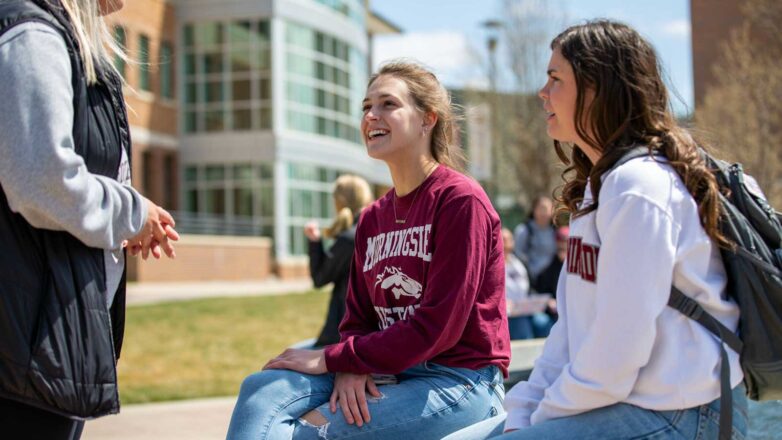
[330, 373, 382, 427]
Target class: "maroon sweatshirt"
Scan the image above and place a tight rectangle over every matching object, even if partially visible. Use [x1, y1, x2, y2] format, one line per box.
[324, 166, 510, 377]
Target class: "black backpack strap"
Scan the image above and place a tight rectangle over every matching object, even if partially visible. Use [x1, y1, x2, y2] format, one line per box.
[668, 287, 742, 440]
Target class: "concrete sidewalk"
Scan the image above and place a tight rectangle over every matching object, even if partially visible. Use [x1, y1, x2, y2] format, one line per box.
[82, 397, 237, 440]
[126, 278, 315, 305]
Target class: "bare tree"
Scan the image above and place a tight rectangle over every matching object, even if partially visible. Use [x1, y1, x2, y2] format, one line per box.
[696, 0, 782, 207]
[499, 0, 567, 209]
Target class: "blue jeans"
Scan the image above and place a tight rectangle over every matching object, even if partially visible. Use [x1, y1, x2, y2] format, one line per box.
[445, 385, 748, 440]
[507, 314, 552, 340]
[226, 362, 505, 439]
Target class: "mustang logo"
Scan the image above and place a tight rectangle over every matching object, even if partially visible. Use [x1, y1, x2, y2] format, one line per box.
[375, 266, 422, 300]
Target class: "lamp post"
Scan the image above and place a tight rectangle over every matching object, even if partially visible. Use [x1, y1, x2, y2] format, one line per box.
[481, 19, 503, 201]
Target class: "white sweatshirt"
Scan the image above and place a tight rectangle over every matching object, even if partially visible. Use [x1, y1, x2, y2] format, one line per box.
[504, 155, 743, 430]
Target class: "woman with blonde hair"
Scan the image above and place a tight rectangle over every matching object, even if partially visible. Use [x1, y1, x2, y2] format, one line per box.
[0, 0, 177, 438]
[228, 61, 509, 439]
[305, 174, 373, 347]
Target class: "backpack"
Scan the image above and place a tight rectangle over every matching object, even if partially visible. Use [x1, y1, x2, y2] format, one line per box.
[612, 147, 782, 440]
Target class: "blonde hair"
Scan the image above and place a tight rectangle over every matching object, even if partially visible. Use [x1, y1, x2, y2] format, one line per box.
[59, 0, 126, 84]
[369, 61, 466, 172]
[323, 175, 373, 239]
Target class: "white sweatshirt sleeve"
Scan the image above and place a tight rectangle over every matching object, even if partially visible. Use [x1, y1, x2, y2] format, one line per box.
[503, 266, 569, 430]
[0, 23, 146, 249]
[527, 192, 680, 425]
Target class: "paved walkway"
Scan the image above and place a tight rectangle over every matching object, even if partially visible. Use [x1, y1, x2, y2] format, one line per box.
[82, 397, 237, 440]
[126, 278, 314, 305]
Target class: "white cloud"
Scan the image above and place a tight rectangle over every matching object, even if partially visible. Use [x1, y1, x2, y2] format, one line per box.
[372, 31, 487, 89]
[661, 19, 691, 38]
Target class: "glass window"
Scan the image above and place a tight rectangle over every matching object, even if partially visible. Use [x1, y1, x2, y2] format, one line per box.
[185, 81, 197, 104]
[233, 108, 252, 130]
[112, 26, 126, 78]
[321, 191, 332, 218]
[161, 42, 174, 99]
[232, 79, 251, 101]
[256, 48, 270, 69]
[184, 53, 196, 76]
[139, 34, 150, 91]
[258, 107, 272, 129]
[228, 21, 252, 44]
[202, 52, 223, 74]
[258, 163, 273, 180]
[205, 188, 226, 214]
[234, 188, 253, 216]
[205, 81, 223, 102]
[183, 25, 195, 48]
[258, 78, 271, 100]
[185, 111, 198, 132]
[234, 165, 253, 180]
[185, 189, 199, 212]
[301, 191, 314, 217]
[257, 21, 270, 42]
[205, 110, 225, 131]
[205, 165, 225, 181]
[195, 23, 224, 47]
[259, 185, 274, 216]
[185, 166, 198, 182]
[231, 49, 252, 72]
[317, 116, 327, 135]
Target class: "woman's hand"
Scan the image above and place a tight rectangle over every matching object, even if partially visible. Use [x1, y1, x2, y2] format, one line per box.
[304, 221, 321, 241]
[329, 373, 382, 427]
[263, 348, 328, 375]
[126, 198, 179, 259]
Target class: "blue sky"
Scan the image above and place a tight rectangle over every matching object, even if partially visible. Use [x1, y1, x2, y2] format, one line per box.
[371, 0, 692, 115]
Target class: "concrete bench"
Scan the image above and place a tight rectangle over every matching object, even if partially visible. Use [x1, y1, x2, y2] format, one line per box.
[505, 338, 546, 387]
[288, 337, 546, 387]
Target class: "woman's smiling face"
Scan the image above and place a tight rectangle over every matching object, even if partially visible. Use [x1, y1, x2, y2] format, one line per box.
[361, 75, 428, 162]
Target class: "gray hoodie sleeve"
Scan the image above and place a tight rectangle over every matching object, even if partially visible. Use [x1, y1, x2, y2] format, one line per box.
[0, 22, 147, 250]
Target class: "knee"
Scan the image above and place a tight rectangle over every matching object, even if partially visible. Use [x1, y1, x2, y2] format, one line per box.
[238, 369, 296, 400]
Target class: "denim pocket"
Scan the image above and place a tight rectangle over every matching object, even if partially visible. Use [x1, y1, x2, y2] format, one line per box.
[425, 362, 482, 389]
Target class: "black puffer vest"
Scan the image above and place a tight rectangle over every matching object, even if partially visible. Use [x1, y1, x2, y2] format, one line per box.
[0, 0, 131, 419]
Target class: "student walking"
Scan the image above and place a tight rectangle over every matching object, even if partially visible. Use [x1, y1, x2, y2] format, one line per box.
[227, 61, 510, 440]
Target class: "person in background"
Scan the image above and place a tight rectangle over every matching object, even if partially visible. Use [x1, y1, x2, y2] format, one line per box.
[503, 228, 551, 339]
[513, 196, 557, 286]
[305, 174, 373, 347]
[227, 60, 509, 440]
[0, 0, 178, 439]
[533, 226, 569, 322]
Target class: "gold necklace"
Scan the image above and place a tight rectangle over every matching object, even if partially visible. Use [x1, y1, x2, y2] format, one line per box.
[392, 162, 437, 225]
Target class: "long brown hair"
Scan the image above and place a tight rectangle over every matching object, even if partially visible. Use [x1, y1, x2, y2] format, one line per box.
[551, 20, 727, 246]
[368, 61, 466, 172]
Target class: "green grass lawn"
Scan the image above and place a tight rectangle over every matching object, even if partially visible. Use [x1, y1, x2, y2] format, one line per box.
[117, 291, 329, 404]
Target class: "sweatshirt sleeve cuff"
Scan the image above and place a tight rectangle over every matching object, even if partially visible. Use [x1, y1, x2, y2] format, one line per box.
[502, 411, 531, 431]
[324, 342, 345, 373]
[131, 187, 149, 236]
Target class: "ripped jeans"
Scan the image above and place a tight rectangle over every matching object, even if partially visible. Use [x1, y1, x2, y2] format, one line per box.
[225, 362, 505, 440]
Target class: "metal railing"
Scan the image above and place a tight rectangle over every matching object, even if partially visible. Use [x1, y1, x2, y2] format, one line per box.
[170, 211, 268, 237]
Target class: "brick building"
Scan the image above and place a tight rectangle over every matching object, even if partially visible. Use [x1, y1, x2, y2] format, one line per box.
[109, 0, 400, 280]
